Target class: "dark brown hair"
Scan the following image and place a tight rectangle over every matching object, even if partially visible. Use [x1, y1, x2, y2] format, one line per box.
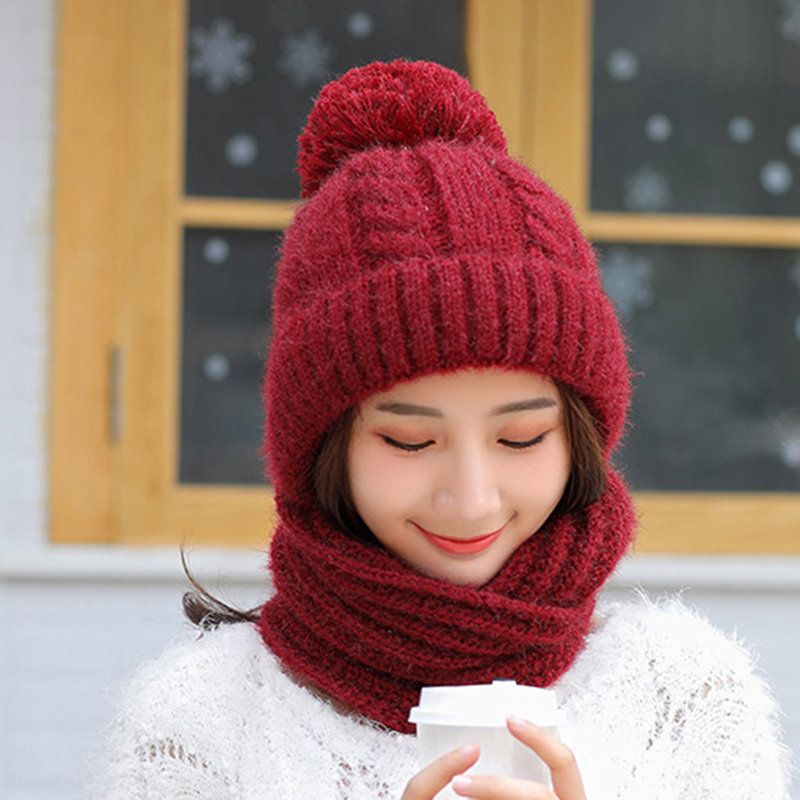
[181, 379, 606, 628]
[180, 547, 264, 628]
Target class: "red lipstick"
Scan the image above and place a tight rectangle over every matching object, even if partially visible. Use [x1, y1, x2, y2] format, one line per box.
[415, 521, 507, 554]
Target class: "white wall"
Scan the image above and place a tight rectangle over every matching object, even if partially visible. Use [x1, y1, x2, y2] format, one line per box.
[0, 3, 797, 799]
[0, 0, 51, 548]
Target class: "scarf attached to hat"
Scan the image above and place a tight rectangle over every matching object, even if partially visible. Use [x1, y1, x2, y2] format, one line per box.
[258, 470, 635, 734]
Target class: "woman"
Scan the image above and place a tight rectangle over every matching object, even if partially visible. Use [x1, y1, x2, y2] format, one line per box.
[91, 60, 792, 799]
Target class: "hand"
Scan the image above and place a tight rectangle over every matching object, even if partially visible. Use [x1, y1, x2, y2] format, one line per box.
[451, 715, 588, 799]
[401, 743, 481, 799]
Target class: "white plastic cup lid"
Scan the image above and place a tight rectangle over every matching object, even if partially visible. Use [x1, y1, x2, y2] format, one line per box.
[408, 679, 565, 727]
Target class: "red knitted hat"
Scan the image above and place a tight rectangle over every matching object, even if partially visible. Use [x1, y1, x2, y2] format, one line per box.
[261, 59, 630, 511]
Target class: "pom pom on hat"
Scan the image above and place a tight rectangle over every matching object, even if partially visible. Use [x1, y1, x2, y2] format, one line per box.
[297, 59, 507, 197]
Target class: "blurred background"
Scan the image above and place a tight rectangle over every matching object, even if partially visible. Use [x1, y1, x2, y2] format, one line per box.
[1, 0, 798, 797]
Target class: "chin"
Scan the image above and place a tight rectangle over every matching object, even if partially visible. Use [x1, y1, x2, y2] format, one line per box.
[429, 560, 502, 588]
[446, 573, 493, 588]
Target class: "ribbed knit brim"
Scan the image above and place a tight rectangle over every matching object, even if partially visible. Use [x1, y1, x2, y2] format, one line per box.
[261, 141, 630, 508]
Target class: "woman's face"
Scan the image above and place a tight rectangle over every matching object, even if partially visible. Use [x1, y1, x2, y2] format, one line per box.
[347, 367, 571, 587]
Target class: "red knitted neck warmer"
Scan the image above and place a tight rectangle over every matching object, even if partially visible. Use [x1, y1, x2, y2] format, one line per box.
[258, 469, 635, 734]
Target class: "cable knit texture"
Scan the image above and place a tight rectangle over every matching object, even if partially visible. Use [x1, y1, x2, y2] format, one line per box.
[259, 59, 636, 733]
[89, 591, 794, 799]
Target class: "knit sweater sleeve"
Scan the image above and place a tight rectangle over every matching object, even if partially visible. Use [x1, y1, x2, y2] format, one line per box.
[88, 626, 253, 800]
[660, 613, 792, 799]
[606, 593, 794, 800]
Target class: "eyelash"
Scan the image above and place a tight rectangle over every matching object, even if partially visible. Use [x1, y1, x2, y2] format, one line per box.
[380, 433, 548, 452]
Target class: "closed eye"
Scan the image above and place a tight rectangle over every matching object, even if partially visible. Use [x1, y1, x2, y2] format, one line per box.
[380, 433, 548, 452]
[380, 436, 432, 452]
[500, 433, 547, 449]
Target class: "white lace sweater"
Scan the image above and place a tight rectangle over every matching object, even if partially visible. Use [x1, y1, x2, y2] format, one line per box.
[89, 589, 794, 799]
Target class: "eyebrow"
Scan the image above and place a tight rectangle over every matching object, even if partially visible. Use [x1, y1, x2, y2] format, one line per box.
[374, 397, 558, 418]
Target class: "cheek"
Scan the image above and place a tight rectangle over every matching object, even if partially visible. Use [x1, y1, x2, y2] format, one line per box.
[347, 443, 380, 508]
[517, 438, 571, 500]
[348, 439, 419, 512]
[548, 438, 572, 484]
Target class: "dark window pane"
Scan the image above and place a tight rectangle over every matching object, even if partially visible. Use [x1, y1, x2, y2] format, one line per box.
[180, 227, 277, 484]
[186, 0, 466, 199]
[597, 243, 800, 490]
[592, 0, 800, 215]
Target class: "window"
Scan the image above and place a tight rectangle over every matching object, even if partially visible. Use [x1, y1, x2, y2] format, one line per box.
[525, 1, 800, 552]
[51, 0, 799, 552]
[50, 0, 531, 546]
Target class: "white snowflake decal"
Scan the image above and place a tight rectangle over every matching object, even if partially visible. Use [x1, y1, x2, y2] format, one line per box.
[347, 11, 374, 38]
[760, 160, 793, 195]
[624, 165, 672, 212]
[599, 246, 656, 319]
[277, 29, 333, 87]
[774, 409, 800, 469]
[189, 18, 254, 94]
[606, 48, 639, 81]
[778, 0, 800, 44]
[781, 436, 800, 468]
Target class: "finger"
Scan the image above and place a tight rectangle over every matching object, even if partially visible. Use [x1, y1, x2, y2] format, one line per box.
[401, 744, 481, 800]
[506, 716, 587, 800]
[452, 773, 556, 799]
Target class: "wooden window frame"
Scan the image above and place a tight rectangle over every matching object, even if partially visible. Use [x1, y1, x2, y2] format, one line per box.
[51, 0, 799, 552]
[526, 1, 799, 553]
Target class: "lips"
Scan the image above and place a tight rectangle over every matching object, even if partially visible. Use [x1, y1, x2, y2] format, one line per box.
[415, 521, 508, 555]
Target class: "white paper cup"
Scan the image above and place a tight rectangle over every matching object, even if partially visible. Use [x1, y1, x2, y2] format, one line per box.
[408, 680, 564, 800]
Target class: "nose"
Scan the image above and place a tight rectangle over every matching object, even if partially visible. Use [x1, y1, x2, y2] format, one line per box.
[431, 441, 503, 522]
